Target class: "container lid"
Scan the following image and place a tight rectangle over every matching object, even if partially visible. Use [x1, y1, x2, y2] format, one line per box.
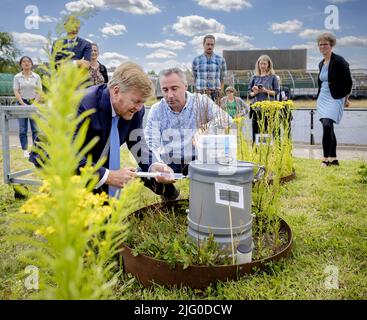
[189, 160, 254, 181]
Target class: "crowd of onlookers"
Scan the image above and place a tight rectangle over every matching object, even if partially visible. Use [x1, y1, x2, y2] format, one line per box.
[14, 15, 352, 198]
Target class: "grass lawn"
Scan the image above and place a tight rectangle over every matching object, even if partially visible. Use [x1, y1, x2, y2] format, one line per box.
[0, 148, 366, 299]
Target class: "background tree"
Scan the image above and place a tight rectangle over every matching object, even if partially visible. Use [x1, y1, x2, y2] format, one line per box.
[0, 31, 21, 73]
[147, 70, 157, 77]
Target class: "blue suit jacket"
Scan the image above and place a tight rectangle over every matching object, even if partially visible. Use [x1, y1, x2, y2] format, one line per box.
[77, 84, 156, 192]
[53, 36, 92, 63]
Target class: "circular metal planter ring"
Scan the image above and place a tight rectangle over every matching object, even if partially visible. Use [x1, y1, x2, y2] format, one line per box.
[119, 200, 293, 290]
[266, 169, 296, 186]
[280, 169, 296, 184]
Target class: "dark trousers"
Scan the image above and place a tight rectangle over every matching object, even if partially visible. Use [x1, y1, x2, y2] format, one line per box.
[17, 100, 38, 150]
[251, 108, 293, 142]
[281, 107, 293, 139]
[320, 118, 337, 158]
[250, 108, 269, 142]
[143, 162, 190, 198]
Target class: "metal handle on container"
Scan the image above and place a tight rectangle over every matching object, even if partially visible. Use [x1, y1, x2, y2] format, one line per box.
[234, 161, 266, 183]
[253, 165, 265, 182]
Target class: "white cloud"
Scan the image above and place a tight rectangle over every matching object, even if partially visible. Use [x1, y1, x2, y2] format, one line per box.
[137, 40, 186, 51]
[145, 60, 191, 72]
[100, 52, 129, 68]
[146, 49, 177, 59]
[11, 32, 49, 62]
[172, 15, 225, 37]
[191, 32, 255, 54]
[269, 19, 303, 34]
[100, 23, 127, 37]
[12, 32, 48, 49]
[65, 0, 103, 12]
[29, 15, 58, 24]
[65, 0, 160, 14]
[338, 36, 367, 47]
[104, 0, 160, 14]
[299, 29, 327, 40]
[196, 0, 252, 12]
[291, 42, 318, 51]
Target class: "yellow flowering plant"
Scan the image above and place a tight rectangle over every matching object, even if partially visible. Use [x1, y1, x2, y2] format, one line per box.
[235, 100, 295, 246]
[7, 54, 144, 299]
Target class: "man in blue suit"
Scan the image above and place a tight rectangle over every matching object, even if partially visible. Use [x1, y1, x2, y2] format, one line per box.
[52, 15, 92, 69]
[76, 62, 176, 198]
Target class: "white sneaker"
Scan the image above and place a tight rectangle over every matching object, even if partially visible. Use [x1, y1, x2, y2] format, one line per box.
[23, 150, 30, 158]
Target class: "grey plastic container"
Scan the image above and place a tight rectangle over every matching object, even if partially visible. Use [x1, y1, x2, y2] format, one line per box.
[187, 160, 254, 252]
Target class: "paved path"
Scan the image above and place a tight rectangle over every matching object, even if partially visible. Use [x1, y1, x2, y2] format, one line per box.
[293, 143, 367, 161]
[1, 134, 367, 161]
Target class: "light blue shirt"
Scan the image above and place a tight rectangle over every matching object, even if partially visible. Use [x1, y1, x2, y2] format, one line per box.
[145, 91, 231, 165]
[317, 63, 345, 124]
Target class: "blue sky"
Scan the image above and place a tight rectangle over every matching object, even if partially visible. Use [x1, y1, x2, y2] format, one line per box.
[1, 0, 366, 71]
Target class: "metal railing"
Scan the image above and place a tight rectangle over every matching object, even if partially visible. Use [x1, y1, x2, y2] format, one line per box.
[296, 108, 367, 145]
[0, 106, 41, 186]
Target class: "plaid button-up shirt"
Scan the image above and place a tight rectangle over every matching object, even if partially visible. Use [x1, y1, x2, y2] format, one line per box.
[192, 53, 227, 91]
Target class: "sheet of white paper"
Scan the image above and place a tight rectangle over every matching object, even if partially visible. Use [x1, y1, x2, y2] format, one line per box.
[214, 182, 244, 209]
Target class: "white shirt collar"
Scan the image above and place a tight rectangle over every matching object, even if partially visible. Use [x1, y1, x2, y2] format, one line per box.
[20, 71, 35, 78]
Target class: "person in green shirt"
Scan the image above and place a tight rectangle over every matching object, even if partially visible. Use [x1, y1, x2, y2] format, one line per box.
[220, 86, 249, 118]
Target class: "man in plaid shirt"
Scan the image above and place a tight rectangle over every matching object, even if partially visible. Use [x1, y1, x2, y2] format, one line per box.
[192, 35, 227, 101]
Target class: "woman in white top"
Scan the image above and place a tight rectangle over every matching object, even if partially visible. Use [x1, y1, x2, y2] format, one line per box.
[13, 56, 42, 158]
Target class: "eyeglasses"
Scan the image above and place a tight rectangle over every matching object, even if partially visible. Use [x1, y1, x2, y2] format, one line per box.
[318, 43, 330, 47]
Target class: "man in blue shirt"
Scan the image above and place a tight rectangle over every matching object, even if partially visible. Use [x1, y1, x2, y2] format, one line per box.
[192, 35, 227, 101]
[145, 68, 231, 199]
[52, 15, 92, 69]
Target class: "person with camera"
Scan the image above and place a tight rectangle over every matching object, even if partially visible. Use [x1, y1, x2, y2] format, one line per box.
[248, 55, 279, 142]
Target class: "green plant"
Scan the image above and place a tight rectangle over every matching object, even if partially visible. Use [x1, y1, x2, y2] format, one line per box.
[125, 201, 288, 267]
[358, 161, 367, 183]
[0, 31, 21, 73]
[235, 100, 296, 246]
[5, 54, 143, 299]
[126, 204, 232, 268]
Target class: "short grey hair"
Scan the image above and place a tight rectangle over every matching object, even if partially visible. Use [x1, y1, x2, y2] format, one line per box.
[159, 67, 187, 85]
[317, 32, 336, 47]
